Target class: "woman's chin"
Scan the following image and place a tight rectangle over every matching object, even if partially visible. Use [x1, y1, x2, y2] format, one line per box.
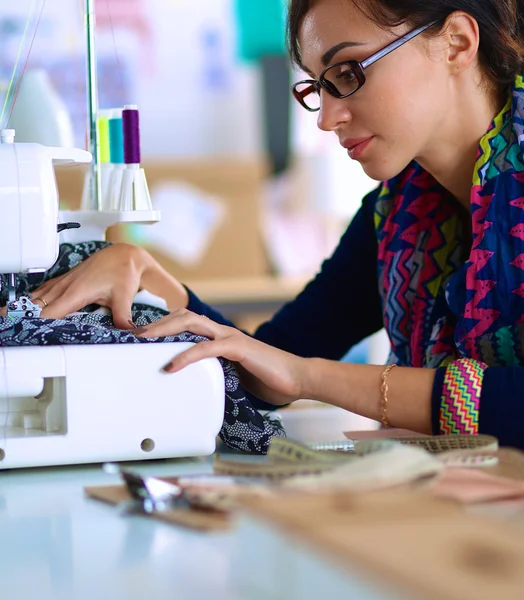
[360, 157, 411, 183]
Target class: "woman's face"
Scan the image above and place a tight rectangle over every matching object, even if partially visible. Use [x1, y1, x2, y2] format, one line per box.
[298, 0, 452, 181]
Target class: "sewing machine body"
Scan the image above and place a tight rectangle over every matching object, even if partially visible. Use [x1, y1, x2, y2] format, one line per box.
[0, 343, 225, 469]
[0, 133, 225, 469]
[0, 140, 60, 273]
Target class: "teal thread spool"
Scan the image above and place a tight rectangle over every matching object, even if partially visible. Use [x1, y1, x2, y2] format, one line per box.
[108, 108, 124, 164]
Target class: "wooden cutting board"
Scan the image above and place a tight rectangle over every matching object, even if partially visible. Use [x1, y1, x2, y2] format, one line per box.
[242, 487, 524, 600]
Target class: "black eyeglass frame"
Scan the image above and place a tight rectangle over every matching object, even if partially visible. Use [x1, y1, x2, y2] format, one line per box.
[292, 21, 439, 112]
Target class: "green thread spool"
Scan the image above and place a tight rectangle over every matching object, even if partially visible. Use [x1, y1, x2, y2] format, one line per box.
[97, 114, 110, 163]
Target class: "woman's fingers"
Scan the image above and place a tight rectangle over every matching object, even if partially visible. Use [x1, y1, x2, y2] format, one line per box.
[38, 278, 97, 320]
[137, 307, 305, 407]
[30, 245, 148, 323]
[108, 277, 142, 329]
[30, 275, 64, 304]
[134, 310, 247, 371]
[32, 269, 106, 320]
[23, 245, 189, 326]
[134, 310, 225, 340]
[31, 272, 66, 297]
[164, 333, 303, 406]
[163, 339, 235, 372]
[31, 275, 77, 319]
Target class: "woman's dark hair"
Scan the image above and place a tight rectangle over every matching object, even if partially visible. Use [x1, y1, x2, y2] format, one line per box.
[287, 0, 524, 86]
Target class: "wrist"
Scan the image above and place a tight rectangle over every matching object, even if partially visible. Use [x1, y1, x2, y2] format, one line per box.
[145, 263, 189, 310]
[299, 357, 323, 400]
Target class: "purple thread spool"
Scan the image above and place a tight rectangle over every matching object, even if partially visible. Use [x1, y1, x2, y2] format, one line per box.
[122, 104, 141, 164]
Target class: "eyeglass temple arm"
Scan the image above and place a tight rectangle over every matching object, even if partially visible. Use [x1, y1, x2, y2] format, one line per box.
[360, 21, 439, 70]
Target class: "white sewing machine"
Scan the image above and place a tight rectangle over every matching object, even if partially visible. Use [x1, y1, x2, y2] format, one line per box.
[0, 131, 225, 469]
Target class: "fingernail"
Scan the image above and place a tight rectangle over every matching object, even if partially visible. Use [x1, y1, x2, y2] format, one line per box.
[131, 326, 148, 335]
[162, 361, 174, 372]
[128, 319, 136, 327]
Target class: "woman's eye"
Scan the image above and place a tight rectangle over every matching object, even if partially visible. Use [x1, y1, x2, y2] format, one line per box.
[336, 67, 356, 82]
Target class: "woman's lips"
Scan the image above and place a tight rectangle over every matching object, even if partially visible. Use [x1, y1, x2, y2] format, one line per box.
[343, 136, 374, 160]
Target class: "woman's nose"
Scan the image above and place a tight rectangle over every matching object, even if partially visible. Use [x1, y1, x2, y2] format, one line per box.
[316, 90, 352, 132]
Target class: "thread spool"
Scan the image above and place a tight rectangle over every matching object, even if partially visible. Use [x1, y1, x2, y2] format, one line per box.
[118, 104, 152, 211]
[97, 110, 111, 163]
[122, 104, 141, 165]
[97, 109, 114, 209]
[108, 108, 124, 164]
[104, 108, 124, 209]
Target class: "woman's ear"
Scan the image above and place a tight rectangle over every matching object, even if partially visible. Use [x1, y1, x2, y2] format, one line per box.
[441, 11, 480, 74]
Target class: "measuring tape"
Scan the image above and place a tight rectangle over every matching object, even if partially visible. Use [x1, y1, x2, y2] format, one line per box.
[213, 435, 499, 478]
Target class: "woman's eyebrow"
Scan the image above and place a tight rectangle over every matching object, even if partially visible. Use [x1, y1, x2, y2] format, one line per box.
[299, 40, 367, 77]
[321, 41, 367, 66]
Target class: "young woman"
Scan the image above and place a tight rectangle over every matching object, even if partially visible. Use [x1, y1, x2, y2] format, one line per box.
[129, 0, 524, 449]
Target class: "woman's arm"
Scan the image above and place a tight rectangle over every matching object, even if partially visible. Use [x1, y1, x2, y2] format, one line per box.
[135, 310, 524, 448]
[134, 310, 435, 434]
[303, 359, 434, 434]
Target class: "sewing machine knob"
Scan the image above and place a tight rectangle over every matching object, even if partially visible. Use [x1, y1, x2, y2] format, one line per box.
[6, 296, 41, 318]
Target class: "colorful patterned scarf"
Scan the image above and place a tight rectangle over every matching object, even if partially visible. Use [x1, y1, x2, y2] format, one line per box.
[375, 76, 524, 368]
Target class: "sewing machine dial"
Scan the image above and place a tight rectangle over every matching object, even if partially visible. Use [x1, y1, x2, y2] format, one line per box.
[7, 295, 42, 319]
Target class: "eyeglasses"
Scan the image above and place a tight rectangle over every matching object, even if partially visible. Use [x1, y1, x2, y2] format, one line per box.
[292, 21, 438, 112]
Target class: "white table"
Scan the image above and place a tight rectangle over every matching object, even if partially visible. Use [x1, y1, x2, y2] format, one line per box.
[0, 407, 394, 600]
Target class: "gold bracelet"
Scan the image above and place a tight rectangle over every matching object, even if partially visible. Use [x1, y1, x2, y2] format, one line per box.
[380, 364, 397, 428]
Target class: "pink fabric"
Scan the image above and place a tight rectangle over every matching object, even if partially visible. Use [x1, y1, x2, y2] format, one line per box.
[427, 468, 524, 504]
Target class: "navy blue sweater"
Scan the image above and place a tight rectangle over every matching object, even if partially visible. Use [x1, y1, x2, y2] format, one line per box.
[187, 188, 524, 449]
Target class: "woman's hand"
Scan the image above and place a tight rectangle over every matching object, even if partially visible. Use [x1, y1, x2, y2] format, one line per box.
[133, 309, 308, 406]
[31, 244, 189, 328]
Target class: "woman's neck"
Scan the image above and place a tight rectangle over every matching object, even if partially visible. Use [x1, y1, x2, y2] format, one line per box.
[416, 79, 507, 210]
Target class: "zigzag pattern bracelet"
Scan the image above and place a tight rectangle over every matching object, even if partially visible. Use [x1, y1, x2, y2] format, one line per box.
[440, 358, 488, 435]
